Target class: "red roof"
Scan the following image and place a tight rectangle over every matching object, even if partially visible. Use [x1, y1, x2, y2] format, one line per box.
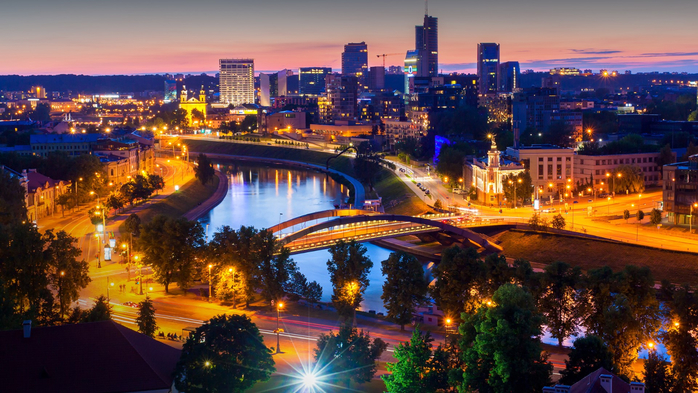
[0, 320, 181, 393]
[570, 367, 631, 393]
[25, 170, 62, 193]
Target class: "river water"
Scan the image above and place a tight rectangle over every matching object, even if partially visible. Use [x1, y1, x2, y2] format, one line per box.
[197, 163, 666, 358]
[198, 164, 394, 313]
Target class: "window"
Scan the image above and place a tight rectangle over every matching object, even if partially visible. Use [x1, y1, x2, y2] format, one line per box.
[548, 157, 553, 162]
[595, 170, 600, 175]
[566, 157, 571, 162]
[580, 159, 584, 165]
[538, 165, 544, 179]
[557, 165, 562, 178]
[547, 164, 553, 179]
[614, 159, 618, 165]
[596, 160, 600, 165]
[538, 157, 544, 162]
[602, 160, 606, 165]
[557, 157, 562, 161]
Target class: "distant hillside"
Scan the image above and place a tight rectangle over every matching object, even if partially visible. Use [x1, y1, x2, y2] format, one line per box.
[0, 74, 167, 94]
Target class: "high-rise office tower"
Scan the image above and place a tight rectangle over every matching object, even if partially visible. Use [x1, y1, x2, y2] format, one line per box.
[219, 59, 254, 106]
[325, 74, 358, 123]
[299, 67, 332, 95]
[415, 15, 438, 77]
[477, 43, 500, 95]
[342, 42, 369, 90]
[369, 66, 385, 92]
[499, 61, 520, 93]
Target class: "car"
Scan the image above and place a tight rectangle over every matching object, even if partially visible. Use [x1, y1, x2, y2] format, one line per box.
[122, 301, 139, 308]
[416, 183, 422, 187]
[425, 189, 430, 194]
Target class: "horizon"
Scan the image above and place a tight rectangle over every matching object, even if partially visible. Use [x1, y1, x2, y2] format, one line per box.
[1, 0, 697, 75]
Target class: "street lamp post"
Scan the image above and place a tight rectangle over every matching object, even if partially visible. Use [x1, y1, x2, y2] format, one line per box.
[134, 255, 143, 295]
[94, 233, 101, 268]
[122, 243, 131, 281]
[276, 302, 284, 354]
[208, 264, 213, 302]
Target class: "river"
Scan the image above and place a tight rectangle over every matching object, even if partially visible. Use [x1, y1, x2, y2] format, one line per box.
[198, 163, 395, 313]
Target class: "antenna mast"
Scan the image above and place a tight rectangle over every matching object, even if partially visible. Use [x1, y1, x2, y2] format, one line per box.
[425, 0, 428, 16]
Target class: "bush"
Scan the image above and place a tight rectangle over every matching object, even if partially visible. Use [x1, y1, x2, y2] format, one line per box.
[650, 209, 662, 226]
[551, 214, 566, 230]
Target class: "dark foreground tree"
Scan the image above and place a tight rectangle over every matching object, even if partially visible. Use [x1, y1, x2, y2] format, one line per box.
[643, 350, 673, 393]
[195, 153, 215, 185]
[381, 252, 428, 331]
[661, 283, 698, 392]
[383, 327, 449, 393]
[460, 284, 552, 393]
[326, 240, 373, 322]
[174, 314, 275, 393]
[136, 296, 158, 337]
[82, 295, 112, 323]
[560, 335, 616, 385]
[537, 261, 582, 347]
[314, 324, 387, 388]
[430, 245, 484, 319]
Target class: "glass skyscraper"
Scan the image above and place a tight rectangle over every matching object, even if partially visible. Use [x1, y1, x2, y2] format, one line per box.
[341, 42, 368, 90]
[477, 43, 500, 95]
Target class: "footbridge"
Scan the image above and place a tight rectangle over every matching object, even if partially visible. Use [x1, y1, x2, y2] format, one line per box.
[270, 209, 502, 254]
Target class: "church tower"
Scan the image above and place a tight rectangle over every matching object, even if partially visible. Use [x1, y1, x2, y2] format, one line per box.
[199, 86, 206, 103]
[180, 85, 188, 102]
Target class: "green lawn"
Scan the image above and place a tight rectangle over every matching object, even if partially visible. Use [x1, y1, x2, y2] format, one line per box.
[118, 175, 219, 232]
[496, 229, 698, 285]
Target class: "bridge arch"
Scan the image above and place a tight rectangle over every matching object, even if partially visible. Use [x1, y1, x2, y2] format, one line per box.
[278, 213, 502, 253]
[269, 209, 381, 234]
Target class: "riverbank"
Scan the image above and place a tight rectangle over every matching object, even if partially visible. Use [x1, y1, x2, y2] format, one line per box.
[183, 139, 432, 215]
[496, 229, 698, 285]
[117, 171, 221, 233]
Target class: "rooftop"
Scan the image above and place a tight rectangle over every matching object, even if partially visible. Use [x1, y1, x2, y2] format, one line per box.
[0, 320, 180, 393]
[30, 134, 103, 144]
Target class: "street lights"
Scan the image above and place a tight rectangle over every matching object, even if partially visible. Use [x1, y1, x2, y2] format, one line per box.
[134, 255, 143, 295]
[606, 172, 622, 196]
[690, 203, 698, 234]
[275, 302, 284, 354]
[208, 264, 213, 302]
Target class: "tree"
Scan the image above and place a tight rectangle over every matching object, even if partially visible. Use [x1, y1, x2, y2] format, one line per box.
[597, 266, 660, 377]
[138, 215, 205, 293]
[44, 229, 90, 317]
[124, 213, 141, 239]
[623, 209, 630, 222]
[650, 208, 662, 226]
[615, 165, 645, 193]
[29, 102, 51, 122]
[136, 296, 158, 337]
[0, 170, 27, 225]
[195, 153, 215, 185]
[304, 281, 323, 308]
[288, 271, 308, 299]
[433, 199, 443, 210]
[314, 324, 387, 387]
[661, 283, 698, 392]
[381, 252, 428, 331]
[459, 284, 552, 393]
[560, 335, 616, 385]
[538, 261, 583, 347]
[658, 144, 675, 167]
[105, 193, 125, 214]
[254, 230, 297, 306]
[643, 351, 673, 393]
[551, 213, 566, 230]
[207, 226, 259, 307]
[174, 314, 275, 393]
[383, 327, 445, 393]
[436, 143, 475, 182]
[637, 209, 645, 222]
[502, 171, 533, 206]
[147, 174, 165, 194]
[326, 240, 373, 322]
[82, 295, 112, 322]
[430, 245, 485, 319]
[55, 193, 72, 217]
[213, 266, 245, 306]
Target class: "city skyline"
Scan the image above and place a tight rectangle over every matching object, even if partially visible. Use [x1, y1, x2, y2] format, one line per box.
[1, 0, 697, 75]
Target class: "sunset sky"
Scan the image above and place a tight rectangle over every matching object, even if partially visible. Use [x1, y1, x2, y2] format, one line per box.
[1, 0, 697, 75]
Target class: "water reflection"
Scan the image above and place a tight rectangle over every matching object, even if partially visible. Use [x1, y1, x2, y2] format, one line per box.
[199, 164, 392, 312]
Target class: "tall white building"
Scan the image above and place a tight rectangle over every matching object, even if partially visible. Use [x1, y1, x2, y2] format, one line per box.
[219, 59, 254, 106]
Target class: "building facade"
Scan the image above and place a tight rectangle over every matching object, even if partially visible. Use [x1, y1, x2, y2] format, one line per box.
[415, 14, 438, 77]
[576, 152, 668, 192]
[178, 86, 207, 126]
[507, 145, 575, 200]
[30, 134, 103, 157]
[663, 154, 698, 226]
[477, 43, 500, 95]
[299, 67, 332, 96]
[499, 61, 520, 93]
[325, 74, 359, 123]
[466, 141, 525, 206]
[219, 58, 254, 106]
[341, 42, 368, 90]
[384, 119, 422, 149]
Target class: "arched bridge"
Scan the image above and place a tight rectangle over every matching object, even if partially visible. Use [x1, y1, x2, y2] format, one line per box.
[271, 210, 502, 254]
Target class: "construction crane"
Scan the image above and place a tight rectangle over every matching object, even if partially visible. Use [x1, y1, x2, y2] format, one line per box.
[377, 53, 402, 68]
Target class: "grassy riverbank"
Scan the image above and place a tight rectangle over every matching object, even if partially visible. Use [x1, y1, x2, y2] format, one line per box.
[118, 175, 220, 233]
[496, 229, 698, 285]
[184, 139, 432, 215]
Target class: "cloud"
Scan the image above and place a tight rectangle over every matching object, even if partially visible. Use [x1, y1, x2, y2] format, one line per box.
[571, 49, 622, 55]
[638, 52, 698, 58]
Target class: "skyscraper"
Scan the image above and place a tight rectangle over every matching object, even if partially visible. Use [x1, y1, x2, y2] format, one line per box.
[299, 67, 332, 96]
[341, 42, 368, 90]
[499, 61, 520, 93]
[415, 15, 438, 77]
[219, 59, 254, 106]
[325, 74, 358, 123]
[477, 43, 500, 95]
